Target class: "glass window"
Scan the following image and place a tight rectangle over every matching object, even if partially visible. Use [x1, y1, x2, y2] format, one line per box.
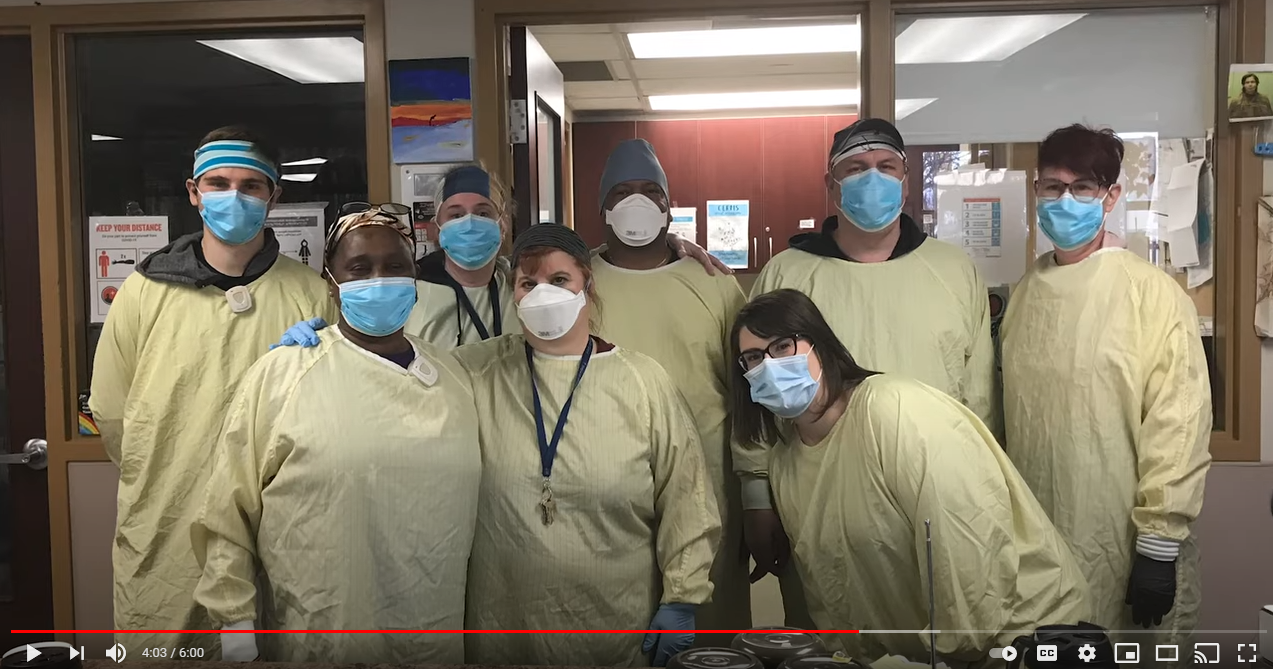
[75, 28, 369, 382]
[536, 95, 560, 224]
[894, 7, 1221, 426]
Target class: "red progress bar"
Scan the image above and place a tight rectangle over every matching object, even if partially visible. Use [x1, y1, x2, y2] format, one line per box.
[9, 633, 860, 638]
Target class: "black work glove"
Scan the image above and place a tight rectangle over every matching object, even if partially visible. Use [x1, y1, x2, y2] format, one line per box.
[1124, 554, 1176, 628]
[741, 508, 792, 583]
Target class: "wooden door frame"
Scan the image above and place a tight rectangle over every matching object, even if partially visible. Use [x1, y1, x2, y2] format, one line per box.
[474, 0, 1264, 462]
[0, 0, 390, 637]
[0, 30, 53, 642]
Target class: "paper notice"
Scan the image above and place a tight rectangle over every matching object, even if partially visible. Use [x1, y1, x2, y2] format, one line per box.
[1162, 159, 1205, 268]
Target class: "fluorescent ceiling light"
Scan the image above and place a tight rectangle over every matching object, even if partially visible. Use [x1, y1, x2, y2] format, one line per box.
[281, 157, 329, 167]
[198, 37, 365, 84]
[628, 24, 859, 59]
[281, 173, 318, 183]
[92, 134, 122, 141]
[895, 14, 1084, 64]
[895, 98, 938, 120]
[649, 89, 859, 111]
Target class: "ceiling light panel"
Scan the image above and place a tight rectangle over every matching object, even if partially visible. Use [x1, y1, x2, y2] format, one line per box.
[648, 88, 860, 111]
[895, 14, 1085, 64]
[281, 157, 328, 167]
[628, 24, 860, 59]
[281, 173, 319, 182]
[198, 37, 365, 84]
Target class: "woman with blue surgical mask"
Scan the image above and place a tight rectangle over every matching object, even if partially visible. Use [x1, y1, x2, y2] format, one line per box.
[729, 288, 1089, 666]
[192, 207, 481, 664]
[1001, 124, 1211, 663]
[276, 164, 516, 351]
[453, 222, 720, 668]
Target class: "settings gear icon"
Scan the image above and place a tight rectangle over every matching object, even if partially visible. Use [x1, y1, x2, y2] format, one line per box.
[1078, 644, 1097, 663]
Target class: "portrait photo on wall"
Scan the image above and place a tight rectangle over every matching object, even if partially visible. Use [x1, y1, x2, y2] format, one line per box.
[1228, 64, 1273, 122]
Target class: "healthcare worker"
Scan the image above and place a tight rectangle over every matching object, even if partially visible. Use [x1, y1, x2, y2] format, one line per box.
[1001, 124, 1211, 661]
[591, 139, 750, 645]
[731, 288, 1089, 665]
[409, 164, 517, 347]
[455, 223, 721, 667]
[740, 118, 999, 627]
[191, 207, 480, 664]
[89, 127, 336, 656]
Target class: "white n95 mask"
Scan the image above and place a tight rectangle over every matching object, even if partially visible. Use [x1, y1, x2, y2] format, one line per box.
[517, 283, 586, 340]
[605, 194, 667, 246]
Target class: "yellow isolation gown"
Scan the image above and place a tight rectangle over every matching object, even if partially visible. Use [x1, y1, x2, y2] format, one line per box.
[191, 329, 480, 663]
[1001, 248, 1211, 662]
[745, 238, 998, 629]
[404, 257, 517, 349]
[770, 374, 1090, 667]
[89, 257, 335, 656]
[592, 255, 751, 643]
[454, 334, 722, 666]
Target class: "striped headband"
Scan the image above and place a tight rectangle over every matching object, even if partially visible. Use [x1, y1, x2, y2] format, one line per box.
[193, 139, 280, 184]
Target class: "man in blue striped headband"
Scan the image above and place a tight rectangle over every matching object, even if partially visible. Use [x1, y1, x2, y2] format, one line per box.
[89, 126, 336, 660]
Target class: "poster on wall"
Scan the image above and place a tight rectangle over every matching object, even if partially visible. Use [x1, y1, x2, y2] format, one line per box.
[706, 200, 750, 269]
[89, 216, 168, 323]
[389, 58, 474, 163]
[1227, 64, 1273, 122]
[960, 198, 1003, 258]
[669, 207, 697, 243]
[266, 202, 326, 272]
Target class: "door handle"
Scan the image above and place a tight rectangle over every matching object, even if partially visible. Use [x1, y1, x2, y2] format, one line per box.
[768, 236, 773, 258]
[0, 439, 48, 470]
[752, 237, 758, 261]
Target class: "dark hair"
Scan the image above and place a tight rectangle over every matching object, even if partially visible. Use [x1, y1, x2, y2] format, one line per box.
[195, 125, 282, 191]
[1038, 124, 1124, 187]
[729, 289, 877, 446]
[1244, 73, 1260, 86]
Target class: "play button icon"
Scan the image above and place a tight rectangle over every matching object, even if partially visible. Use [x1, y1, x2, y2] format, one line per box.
[24, 646, 39, 662]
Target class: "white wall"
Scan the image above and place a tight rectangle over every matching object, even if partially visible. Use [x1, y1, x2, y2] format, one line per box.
[385, 0, 476, 205]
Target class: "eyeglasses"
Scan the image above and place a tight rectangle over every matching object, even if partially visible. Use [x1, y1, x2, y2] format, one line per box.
[339, 201, 411, 217]
[1034, 178, 1107, 203]
[738, 335, 803, 371]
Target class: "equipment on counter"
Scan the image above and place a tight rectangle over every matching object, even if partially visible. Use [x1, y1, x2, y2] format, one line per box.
[779, 655, 873, 669]
[1005, 622, 1116, 668]
[668, 647, 767, 669]
[732, 627, 828, 669]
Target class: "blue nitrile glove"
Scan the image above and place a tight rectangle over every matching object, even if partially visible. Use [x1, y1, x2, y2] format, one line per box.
[270, 317, 328, 350]
[642, 603, 696, 667]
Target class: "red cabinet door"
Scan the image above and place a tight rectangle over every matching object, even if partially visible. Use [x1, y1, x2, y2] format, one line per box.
[761, 116, 830, 263]
[697, 118, 764, 271]
[570, 121, 636, 248]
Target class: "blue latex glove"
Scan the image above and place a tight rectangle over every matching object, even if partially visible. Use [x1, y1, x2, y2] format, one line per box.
[642, 603, 696, 667]
[270, 317, 328, 350]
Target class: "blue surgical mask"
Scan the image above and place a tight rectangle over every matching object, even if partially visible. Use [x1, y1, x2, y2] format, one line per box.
[744, 351, 821, 419]
[336, 277, 418, 337]
[199, 190, 270, 245]
[838, 168, 904, 232]
[1037, 193, 1107, 251]
[439, 214, 502, 270]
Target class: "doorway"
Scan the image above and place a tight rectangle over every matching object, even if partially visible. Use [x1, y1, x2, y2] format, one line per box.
[0, 31, 54, 645]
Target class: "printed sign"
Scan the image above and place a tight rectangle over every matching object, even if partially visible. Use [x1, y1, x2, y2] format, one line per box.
[89, 216, 169, 323]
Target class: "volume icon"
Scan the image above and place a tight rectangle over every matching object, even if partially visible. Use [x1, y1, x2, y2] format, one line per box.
[106, 643, 127, 663]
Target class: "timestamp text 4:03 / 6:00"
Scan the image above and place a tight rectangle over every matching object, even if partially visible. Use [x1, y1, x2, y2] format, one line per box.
[140, 648, 207, 659]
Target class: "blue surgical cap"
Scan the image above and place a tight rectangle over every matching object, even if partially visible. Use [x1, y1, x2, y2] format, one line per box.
[442, 165, 492, 201]
[598, 139, 668, 209]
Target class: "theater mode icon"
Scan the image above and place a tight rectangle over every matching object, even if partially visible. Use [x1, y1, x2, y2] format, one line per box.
[1156, 645, 1179, 662]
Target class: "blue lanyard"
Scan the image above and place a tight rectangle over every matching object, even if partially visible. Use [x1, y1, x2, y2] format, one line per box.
[525, 338, 593, 479]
